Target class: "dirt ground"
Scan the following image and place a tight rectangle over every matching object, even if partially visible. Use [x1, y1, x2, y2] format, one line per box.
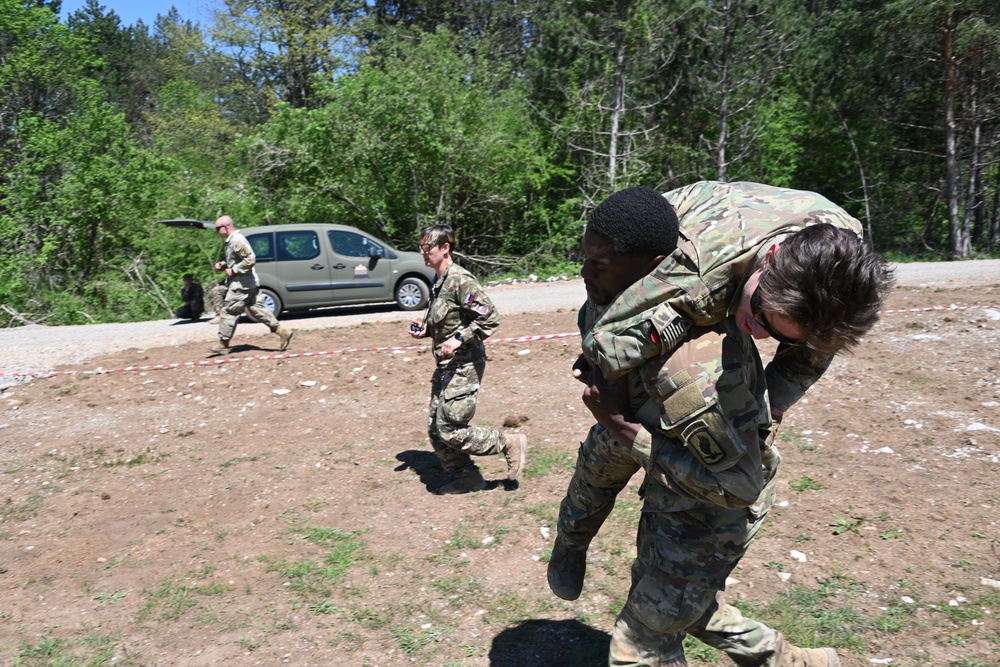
[1, 284, 998, 667]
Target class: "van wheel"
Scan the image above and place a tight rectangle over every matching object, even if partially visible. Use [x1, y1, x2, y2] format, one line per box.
[396, 277, 429, 311]
[258, 288, 282, 318]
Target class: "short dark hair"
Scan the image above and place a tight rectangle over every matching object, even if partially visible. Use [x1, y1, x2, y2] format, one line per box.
[420, 224, 456, 250]
[587, 186, 679, 258]
[758, 223, 895, 357]
[182, 273, 194, 280]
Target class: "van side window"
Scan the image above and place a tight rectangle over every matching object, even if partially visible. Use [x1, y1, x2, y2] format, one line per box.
[329, 230, 384, 259]
[277, 231, 320, 261]
[247, 233, 275, 262]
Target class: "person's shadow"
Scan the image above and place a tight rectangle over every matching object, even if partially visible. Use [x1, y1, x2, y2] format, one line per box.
[395, 450, 519, 493]
[489, 619, 608, 666]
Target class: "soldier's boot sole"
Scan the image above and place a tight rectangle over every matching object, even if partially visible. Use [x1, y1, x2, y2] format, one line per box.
[547, 538, 587, 601]
[502, 432, 527, 481]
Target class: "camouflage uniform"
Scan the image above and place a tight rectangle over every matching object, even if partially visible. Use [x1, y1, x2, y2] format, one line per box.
[582, 180, 863, 414]
[423, 263, 504, 473]
[557, 181, 862, 666]
[207, 282, 227, 316]
[217, 230, 281, 342]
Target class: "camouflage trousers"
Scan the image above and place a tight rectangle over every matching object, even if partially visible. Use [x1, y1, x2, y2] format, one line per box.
[428, 361, 506, 473]
[207, 282, 228, 315]
[218, 284, 279, 342]
[558, 426, 785, 666]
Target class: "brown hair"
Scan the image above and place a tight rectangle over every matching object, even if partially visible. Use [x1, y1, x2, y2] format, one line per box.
[757, 224, 895, 358]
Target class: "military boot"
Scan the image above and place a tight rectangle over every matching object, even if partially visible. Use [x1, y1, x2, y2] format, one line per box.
[209, 339, 231, 355]
[547, 537, 587, 600]
[209, 315, 221, 325]
[433, 467, 486, 495]
[502, 432, 527, 481]
[780, 644, 840, 667]
[277, 326, 294, 352]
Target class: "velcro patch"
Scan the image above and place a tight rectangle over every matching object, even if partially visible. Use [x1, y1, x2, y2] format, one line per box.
[680, 415, 744, 472]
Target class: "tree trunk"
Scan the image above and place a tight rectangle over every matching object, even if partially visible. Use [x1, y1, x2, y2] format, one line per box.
[943, 11, 969, 258]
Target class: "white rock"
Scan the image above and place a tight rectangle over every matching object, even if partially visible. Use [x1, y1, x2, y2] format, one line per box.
[901, 596, 915, 604]
[272, 389, 291, 396]
[539, 526, 550, 539]
[869, 659, 893, 665]
[518, 349, 531, 356]
[481, 536, 495, 545]
[778, 572, 792, 582]
[790, 550, 807, 562]
[980, 577, 1000, 589]
[300, 381, 316, 387]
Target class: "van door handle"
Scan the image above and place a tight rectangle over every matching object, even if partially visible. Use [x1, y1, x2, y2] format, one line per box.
[331, 263, 346, 270]
[312, 264, 326, 270]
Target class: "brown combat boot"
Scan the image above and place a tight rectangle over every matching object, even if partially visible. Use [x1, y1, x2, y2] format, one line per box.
[209, 339, 231, 355]
[277, 326, 294, 351]
[547, 537, 587, 601]
[502, 432, 527, 481]
[433, 467, 486, 495]
[780, 643, 840, 667]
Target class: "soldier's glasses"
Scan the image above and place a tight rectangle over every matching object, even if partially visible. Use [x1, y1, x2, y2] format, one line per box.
[750, 287, 801, 346]
[418, 242, 436, 252]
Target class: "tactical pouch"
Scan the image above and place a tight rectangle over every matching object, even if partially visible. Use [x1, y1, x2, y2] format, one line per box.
[644, 363, 748, 474]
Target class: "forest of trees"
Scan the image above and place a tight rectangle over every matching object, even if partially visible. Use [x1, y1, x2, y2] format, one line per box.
[1, 0, 998, 325]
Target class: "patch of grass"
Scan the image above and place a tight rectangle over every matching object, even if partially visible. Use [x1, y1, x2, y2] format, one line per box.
[391, 624, 445, 655]
[523, 447, 575, 478]
[350, 606, 391, 630]
[444, 523, 486, 551]
[265, 527, 367, 601]
[137, 577, 231, 622]
[831, 515, 865, 535]
[218, 454, 260, 470]
[482, 588, 533, 625]
[789, 476, 823, 492]
[99, 448, 167, 468]
[15, 631, 124, 666]
[94, 590, 127, 602]
[736, 576, 869, 653]
[1, 495, 44, 522]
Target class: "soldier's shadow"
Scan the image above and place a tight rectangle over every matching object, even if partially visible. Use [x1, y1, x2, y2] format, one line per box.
[489, 619, 608, 666]
[394, 449, 517, 493]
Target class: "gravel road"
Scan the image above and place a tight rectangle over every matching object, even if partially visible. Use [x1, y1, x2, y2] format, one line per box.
[2, 259, 998, 379]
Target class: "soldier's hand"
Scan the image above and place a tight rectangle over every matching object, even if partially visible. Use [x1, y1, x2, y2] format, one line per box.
[571, 354, 591, 384]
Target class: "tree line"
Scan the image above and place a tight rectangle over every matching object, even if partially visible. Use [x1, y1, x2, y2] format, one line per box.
[1, 0, 998, 325]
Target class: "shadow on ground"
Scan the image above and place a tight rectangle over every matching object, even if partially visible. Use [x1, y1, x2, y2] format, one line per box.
[395, 449, 521, 493]
[489, 619, 608, 666]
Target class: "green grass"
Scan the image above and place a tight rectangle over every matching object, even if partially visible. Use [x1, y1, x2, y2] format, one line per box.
[1, 495, 44, 522]
[523, 446, 576, 478]
[263, 525, 368, 601]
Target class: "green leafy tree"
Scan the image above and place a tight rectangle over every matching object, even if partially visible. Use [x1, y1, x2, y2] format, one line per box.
[247, 27, 566, 265]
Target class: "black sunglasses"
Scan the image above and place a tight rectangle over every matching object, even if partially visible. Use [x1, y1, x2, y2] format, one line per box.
[750, 287, 801, 346]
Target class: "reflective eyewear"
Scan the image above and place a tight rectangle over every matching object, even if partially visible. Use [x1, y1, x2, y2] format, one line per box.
[750, 287, 801, 346]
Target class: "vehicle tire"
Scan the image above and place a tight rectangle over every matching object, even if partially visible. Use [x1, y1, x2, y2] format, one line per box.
[257, 288, 283, 319]
[395, 277, 429, 311]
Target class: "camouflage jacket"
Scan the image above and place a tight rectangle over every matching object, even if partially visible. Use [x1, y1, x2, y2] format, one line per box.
[580, 301, 774, 510]
[424, 262, 501, 367]
[581, 181, 863, 413]
[223, 231, 259, 289]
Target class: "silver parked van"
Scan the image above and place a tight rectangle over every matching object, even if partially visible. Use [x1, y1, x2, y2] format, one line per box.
[159, 219, 435, 316]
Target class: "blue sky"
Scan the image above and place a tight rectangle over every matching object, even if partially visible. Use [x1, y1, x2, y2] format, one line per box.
[59, 0, 217, 28]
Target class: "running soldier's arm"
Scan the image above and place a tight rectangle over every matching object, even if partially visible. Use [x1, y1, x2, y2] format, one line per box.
[230, 236, 256, 274]
[454, 275, 500, 342]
